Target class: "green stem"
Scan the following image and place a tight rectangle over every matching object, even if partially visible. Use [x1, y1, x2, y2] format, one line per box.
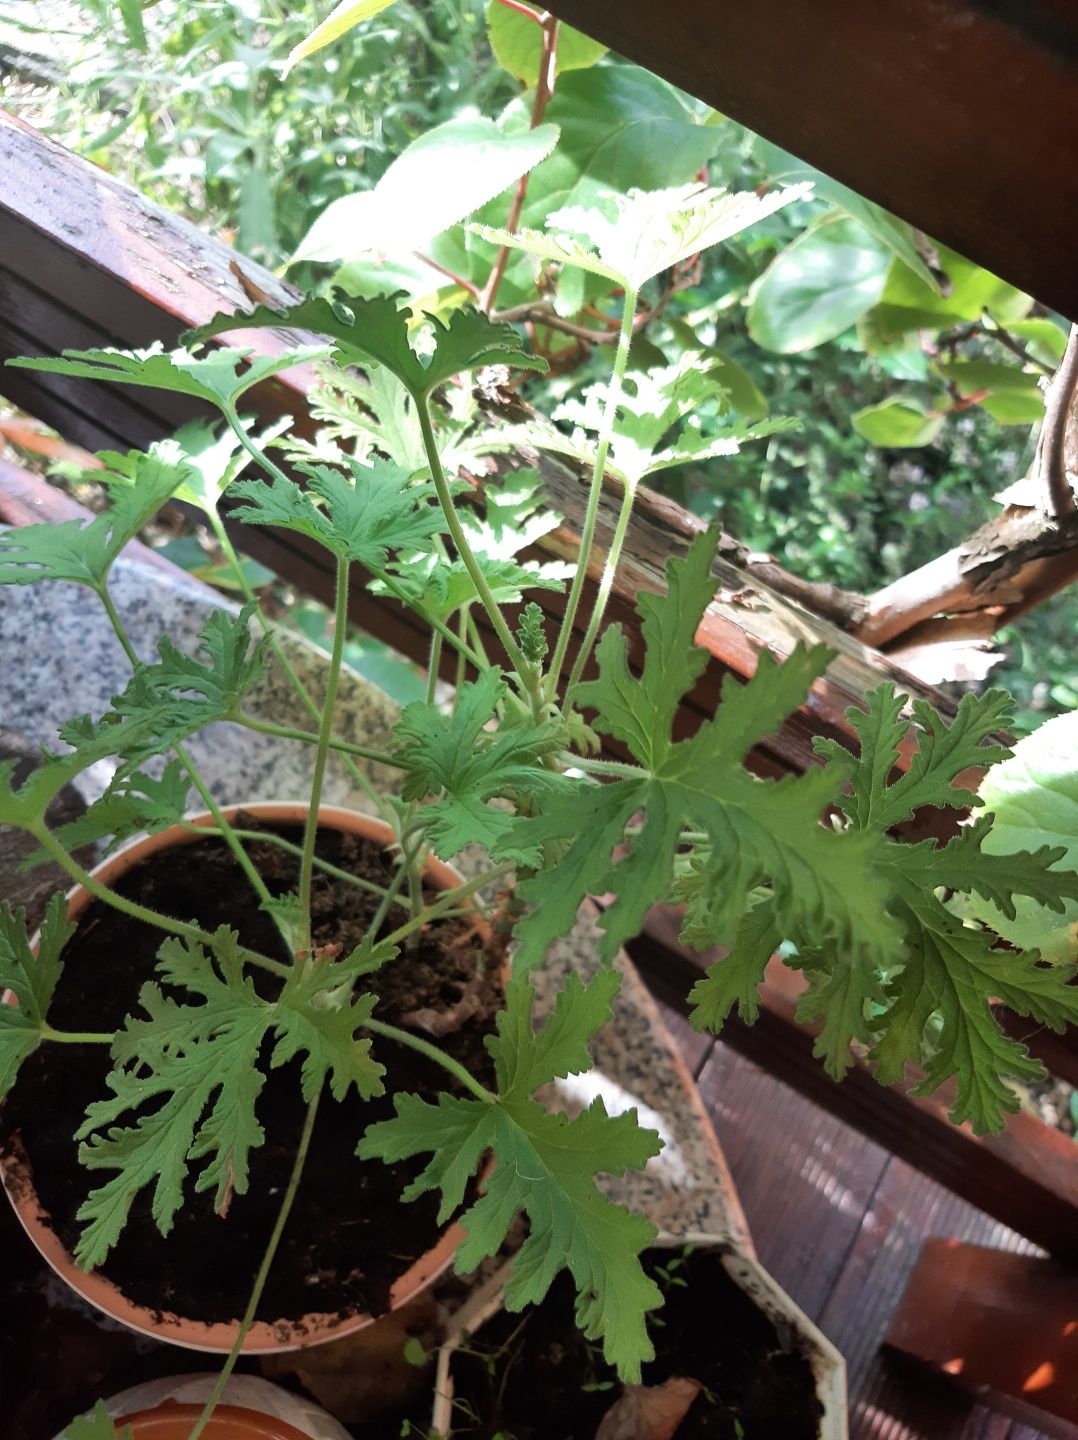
[180, 823, 391, 899]
[40, 1025, 112, 1045]
[99, 581, 279, 923]
[235, 713, 399, 768]
[185, 1091, 322, 1440]
[564, 468, 639, 699]
[224, 405, 292, 487]
[31, 824, 291, 979]
[297, 557, 350, 949]
[414, 393, 540, 705]
[545, 285, 638, 702]
[562, 754, 643, 780]
[426, 629, 443, 705]
[362, 1017, 494, 1103]
[376, 570, 489, 674]
[382, 862, 514, 949]
[174, 741, 275, 910]
[208, 497, 399, 832]
[98, 585, 139, 667]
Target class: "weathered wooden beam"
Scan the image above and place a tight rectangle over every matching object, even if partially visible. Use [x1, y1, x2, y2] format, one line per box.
[0, 108, 956, 779]
[544, 0, 1078, 321]
[886, 1241, 1078, 1439]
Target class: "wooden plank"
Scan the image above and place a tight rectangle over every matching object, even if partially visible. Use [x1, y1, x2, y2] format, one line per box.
[544, 0, 1078, 320]
[627, 906, 1078, 1261]
[886, 1241, 1078, 1439]
[0, 107, 962, 777]
[696, 1042, 891, 1320]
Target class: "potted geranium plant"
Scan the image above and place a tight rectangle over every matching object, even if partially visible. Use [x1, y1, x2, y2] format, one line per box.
[2, 185, 1077, 1440]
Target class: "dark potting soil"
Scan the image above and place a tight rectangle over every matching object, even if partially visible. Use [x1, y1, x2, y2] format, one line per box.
[448, 1249, 824, 1440]
[0, 817, 504, 1333]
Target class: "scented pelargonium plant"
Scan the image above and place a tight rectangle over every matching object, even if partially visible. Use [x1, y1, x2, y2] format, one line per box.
[0, 186, 1077, 1440]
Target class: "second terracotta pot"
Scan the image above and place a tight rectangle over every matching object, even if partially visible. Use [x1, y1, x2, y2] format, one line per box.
[2, 803, 477, 1355]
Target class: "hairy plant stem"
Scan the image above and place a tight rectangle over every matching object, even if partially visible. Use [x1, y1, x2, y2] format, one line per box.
[297, 557, 350, 950]
[563, 754, 643, 780]
[180, 822, 392, 899]
[415, 394, 541, 711]
[40, 1025, 112, 1045]
[236, 712, 399, 768]
[208, 445, 398, 831]
[382, 862, 514, 948]
[98, 581, 279, 919]
[362, 1017, 494, 1103]
[30, 823, 291, 979]
[427, 629, 443, 705]
[185, 1091, 322, 1440]
[545, 285, 639, 702]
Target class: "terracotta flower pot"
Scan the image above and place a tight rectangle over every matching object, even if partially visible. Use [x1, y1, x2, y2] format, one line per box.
[3, 804, 476, 1355]
[61, 1374, 351, 1440]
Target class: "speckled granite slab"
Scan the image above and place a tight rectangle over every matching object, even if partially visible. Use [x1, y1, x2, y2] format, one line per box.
[0, 553, 751, 1254]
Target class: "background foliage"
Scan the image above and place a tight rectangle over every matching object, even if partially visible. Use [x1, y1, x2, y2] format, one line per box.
[0, 0, 1074, 725]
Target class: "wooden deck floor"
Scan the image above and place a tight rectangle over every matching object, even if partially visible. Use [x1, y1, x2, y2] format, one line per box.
[656, 1001, 1050, 1440]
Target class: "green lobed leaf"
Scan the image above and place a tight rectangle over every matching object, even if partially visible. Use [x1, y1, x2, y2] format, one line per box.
[959, 712, 1078, 963]
[230, 454, 447, 567]
[812, 687, 1078, 1130]
[0, 451, 193, 591]
[501, 532, 892, 972]
[358, 974, 662, 1380]
[685, 901, 782, 1030]
[475, 181, 805, 294]
[392, 668, 560, 862]
[21, 762, 191, 868]
[0, 894, 73, 1095]
[189, 293, 546, 400]
[7, 343, 327, 414]
[76, 927, 387, 1266]
[63, 1399, 133, 1440]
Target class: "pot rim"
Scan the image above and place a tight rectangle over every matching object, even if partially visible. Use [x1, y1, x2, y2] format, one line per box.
[1, 802, 472, 1355]
[114, 1400, 314, 1440]
[431, 1230, 848, 1440]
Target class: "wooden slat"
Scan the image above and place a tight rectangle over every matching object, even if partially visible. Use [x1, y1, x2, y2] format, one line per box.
[696, 1048, 1050, 1440]
[545, 0, 1078, 321]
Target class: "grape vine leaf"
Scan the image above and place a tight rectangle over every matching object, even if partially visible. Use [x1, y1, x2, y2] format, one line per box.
[499, 529, 892, 972]
[801, 685, 1078, 1132]
[188, 292, 547, 400]
[63, 1400, 132, 1440]
[76, 928, 385, 1267]
[229, 455, 448, 567]
[0, 894, 73, 1095]
[0, 451, 194, 591]
[358, 971, 663, 1381]
[7, 342, 328, 413]
[392, 667, 561, 861]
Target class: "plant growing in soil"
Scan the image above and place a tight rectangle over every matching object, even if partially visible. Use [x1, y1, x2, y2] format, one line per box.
[1, 187, 1077, 1439]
